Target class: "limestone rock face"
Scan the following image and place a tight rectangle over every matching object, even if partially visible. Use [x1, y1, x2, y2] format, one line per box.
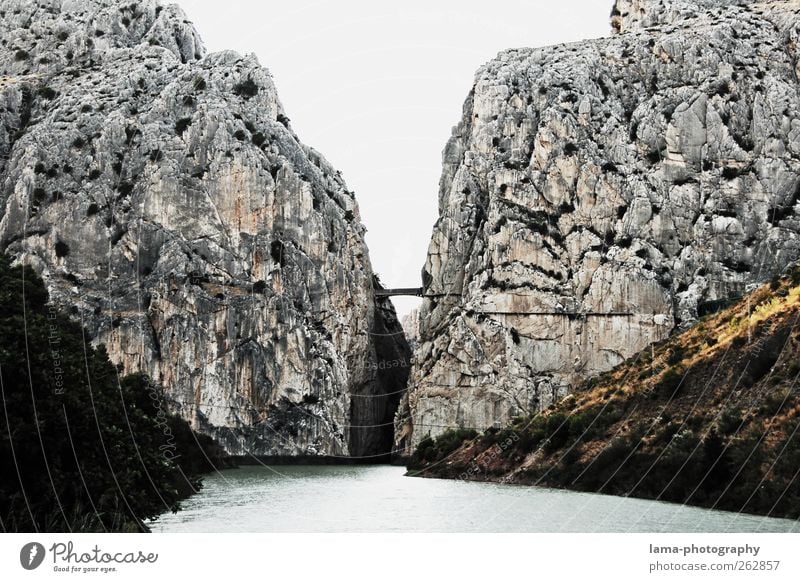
[0, 0, 409, 458]
[401, 308, 421, 351]
[399, 0, 800, 451]
[610, 0, 752, 33]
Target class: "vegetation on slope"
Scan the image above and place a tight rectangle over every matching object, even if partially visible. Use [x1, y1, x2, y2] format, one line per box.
[0, 256, 227, 532]
[410, 265, 800, 520]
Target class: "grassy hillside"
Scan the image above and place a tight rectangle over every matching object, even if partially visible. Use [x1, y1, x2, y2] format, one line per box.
[409, 265, 800, 519]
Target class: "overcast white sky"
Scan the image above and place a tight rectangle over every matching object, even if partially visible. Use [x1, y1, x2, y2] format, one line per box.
[178, 0, 611, 316]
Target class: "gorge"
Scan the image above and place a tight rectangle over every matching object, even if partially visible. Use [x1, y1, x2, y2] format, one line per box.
[1, 0, 799, 515]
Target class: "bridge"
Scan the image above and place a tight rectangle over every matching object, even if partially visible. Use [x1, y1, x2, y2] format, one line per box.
[373, 287, 635, 317]
[374, 287, 424, 298]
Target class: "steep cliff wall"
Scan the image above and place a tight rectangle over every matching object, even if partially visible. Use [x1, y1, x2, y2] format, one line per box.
[410, 264, 800, 520]
[399, 0, 800, 451]
[401, 308, 421, 350]
[0, 0, 409, 459]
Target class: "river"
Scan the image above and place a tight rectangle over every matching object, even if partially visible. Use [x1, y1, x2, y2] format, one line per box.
[151, 465, 798, 533]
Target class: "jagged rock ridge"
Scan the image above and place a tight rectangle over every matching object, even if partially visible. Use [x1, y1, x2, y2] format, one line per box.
[0, 0, 409, 459]
[399, 0, 800, 452]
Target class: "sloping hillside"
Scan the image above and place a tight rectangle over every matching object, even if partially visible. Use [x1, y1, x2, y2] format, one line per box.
[410, 263, 800, 519]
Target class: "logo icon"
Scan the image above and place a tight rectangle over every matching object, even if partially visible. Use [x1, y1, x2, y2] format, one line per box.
[20, 542, 45, 570]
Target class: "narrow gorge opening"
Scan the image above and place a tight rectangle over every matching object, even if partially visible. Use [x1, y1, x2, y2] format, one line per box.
[347, 293, 412, 464]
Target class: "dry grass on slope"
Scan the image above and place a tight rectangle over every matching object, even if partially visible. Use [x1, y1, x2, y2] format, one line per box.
[411, 265, 800, 519]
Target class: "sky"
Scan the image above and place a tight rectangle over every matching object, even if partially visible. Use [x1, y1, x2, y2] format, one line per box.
[177, 0, 611, 316]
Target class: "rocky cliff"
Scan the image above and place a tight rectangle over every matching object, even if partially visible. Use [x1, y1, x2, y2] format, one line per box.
[0, 0, 409, 459]
[401, 308, 421, 350]
[399, 0, 800, 452]
[410, 264, 800, 520]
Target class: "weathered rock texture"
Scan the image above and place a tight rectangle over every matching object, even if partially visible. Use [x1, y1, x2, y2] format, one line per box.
[401, 308, 421, 350]
[411, 265, 800, 521]
[399, 0, 800, 452]
[0, 0, 409, 459]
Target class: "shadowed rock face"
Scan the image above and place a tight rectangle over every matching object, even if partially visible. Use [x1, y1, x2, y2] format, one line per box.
[398, 0, 800, 452]
[0, 0, 409, 459]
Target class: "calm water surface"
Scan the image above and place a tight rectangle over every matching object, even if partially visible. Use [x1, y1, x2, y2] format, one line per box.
[151, 465, 798, 533]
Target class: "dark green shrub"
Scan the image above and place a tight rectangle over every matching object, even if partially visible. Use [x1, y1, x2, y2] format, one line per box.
[722, 166, 741, 180]
[252, 132, 266, 146]
[117, 181, 134, 196]
[731, 335, 747, 348]
[175, 117, 191, 136]
[656, 366, 685, 398]
[515, 429, 540, 453]
[580, 437, 630, 485]
[233, 79, 259, 99]
[482, 426, 500, 443]
[760, 390, 789, 415]
[567, 410, 598, 440]
[666, 345, 686, 365]
[433, 428, 478, 458]
[414, 436, 435, 463]
[650, 422, 680, 445]
[412, 429, 478, 465]
[561, 444, 582, 466]
[37, 86, 57, 100]
[54, 240, 69, 257]
[543, 412, 570, 453]
[0, 257, 221, 531]
[717, 408, 743, 434]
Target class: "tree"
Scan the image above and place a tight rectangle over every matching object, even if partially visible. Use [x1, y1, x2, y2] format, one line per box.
[0, 256, 218, 532]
